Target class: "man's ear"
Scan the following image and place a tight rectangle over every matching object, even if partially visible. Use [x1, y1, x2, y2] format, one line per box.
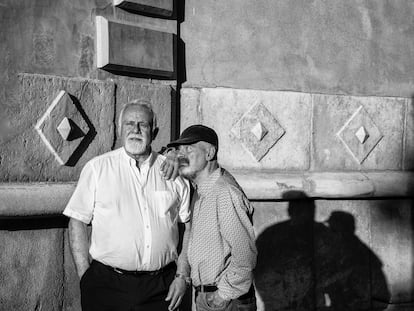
[152, 127, 159, 140]
[206, 145, 217, 161]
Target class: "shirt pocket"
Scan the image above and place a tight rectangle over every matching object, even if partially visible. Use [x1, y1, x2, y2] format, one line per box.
[154, 191, 178, 221]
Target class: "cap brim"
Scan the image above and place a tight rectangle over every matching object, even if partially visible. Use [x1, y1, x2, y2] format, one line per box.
[167, 137, 200, 148]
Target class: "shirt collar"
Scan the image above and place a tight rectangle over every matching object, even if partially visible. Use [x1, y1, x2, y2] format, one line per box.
[121, 147, 155, 169]
[197, 167, 221, 198]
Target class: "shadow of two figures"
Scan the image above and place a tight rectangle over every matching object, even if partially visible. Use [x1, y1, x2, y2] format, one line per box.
[254, 191, 390, 311]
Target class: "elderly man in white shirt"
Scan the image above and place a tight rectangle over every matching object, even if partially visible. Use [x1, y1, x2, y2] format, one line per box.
[63, 100, 191, 311]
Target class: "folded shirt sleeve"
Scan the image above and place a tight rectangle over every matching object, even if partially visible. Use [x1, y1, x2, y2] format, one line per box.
[177, 177, 191, 223]
[63, 161, 96, 224]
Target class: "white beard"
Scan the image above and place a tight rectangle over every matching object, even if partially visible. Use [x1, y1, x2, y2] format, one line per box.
[124, 139, 147, 155]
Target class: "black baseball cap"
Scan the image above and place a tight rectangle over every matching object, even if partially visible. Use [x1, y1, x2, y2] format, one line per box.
[167, 125, 219, 148]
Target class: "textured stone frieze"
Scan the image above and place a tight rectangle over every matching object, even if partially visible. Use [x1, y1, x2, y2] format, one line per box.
[337, 106, 383, 164]
[355, 126, 369, 144]
[57, 117, 85, 141]
[250, 122, 268, 141]
[35, 90, 91, 165]
[313, 94, 404, 170]
[231, 102, 285, 161]
[183, 88, 311, 170]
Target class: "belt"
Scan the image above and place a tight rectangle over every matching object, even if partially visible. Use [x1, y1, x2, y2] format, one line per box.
[194, 284, 217, 293]
[95, 260, 176, 276]
[194, 284, 255, 300]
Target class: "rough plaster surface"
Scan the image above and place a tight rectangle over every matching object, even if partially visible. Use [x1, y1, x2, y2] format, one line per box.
[312, 94, 405, 170]
[185, 88, 311, 170]
[182, 0, 414, 97]
[404, 99, 414, 170]
[0, 0, 175, 135]
[0, 74, 115, 182]
[0, 228, 64, 310]
[64, 228, 82, 311]
[253, 199, 413, 310]
[180, 88, 201, 130]
[114, 81, 174, 153]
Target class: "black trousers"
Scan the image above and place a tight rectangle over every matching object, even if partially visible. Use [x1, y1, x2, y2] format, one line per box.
[80, 260, 176, 311]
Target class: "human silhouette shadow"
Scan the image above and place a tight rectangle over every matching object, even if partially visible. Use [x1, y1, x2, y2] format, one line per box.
[316, 211, 390, 311]
[254, 191, 390, 311]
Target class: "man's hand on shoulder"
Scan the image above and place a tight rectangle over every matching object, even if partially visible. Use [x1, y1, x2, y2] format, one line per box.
[160, 148, 179, 180]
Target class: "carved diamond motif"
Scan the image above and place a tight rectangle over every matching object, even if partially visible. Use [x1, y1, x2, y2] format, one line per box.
[57, 117, 85, 141]
[231, 102, 285, 161]
[35, 90, 90, 165]
[250, 122, 268, 141]
[337, 106, 383, 164]
[355, 126, 369, 144]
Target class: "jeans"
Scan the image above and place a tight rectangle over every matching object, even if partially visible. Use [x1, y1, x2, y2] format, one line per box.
[195, 291, 257, 311]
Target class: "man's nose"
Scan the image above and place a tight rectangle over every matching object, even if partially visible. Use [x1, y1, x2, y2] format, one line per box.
[131, 123, 141, 133]
[177, 146, 186, 155]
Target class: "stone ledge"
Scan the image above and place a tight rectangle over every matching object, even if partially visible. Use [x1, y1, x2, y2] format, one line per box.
[0, 171, 413, 216]
[231, 171, 414, 200]
[0, 183, 76, 217]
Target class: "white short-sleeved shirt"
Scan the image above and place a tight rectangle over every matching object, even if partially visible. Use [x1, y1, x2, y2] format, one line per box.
[63, 148, 190, 271]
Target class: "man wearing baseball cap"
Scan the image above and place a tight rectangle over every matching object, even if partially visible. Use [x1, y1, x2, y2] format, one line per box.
[168, 124, 257, 311]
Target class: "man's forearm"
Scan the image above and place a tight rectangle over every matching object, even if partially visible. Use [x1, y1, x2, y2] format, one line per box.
[68, 218, 90, 278]
[176, 222, 191, 277]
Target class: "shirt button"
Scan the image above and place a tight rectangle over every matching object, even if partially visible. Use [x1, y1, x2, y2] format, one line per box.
[146, 225, 149, 229]
[146, 245, 150, 248]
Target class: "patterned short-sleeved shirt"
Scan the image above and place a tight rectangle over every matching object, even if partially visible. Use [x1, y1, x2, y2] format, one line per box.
[188, 167, 257, 300]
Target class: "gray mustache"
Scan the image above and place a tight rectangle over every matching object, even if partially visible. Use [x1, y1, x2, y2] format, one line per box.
[178, 157, 189, 166]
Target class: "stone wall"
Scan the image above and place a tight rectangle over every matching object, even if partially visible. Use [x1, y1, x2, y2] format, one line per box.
[180, 1, 414, 310]
[1, 0, 414, 310]
[0, 1, 178, 310]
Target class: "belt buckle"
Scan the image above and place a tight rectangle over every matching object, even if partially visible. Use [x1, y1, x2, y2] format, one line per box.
[113, 267, 124, 274]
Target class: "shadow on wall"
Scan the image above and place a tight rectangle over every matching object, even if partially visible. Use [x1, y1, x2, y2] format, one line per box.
[254, 191, 390, 311]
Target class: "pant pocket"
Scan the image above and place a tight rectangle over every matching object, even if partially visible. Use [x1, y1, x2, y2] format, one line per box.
[80, 266, 92, 288]
[197, 292, 231, 311]
[235, 297, 257, 311]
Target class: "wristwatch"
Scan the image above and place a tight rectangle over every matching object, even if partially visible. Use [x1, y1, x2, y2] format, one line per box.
[175, 273, 192, 287]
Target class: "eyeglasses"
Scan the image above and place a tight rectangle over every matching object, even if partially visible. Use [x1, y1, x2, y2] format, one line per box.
[177, 144, 196, 153]
[123, 121, 151, 132]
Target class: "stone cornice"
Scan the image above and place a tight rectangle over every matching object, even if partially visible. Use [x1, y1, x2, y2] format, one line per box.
[231, 171, 414, 200]
[0, 171, 413, 216]
[0, 183, 76, 217]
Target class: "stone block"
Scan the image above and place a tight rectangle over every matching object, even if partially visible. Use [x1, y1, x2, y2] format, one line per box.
[253, 199, 397, 310]
[115, 81, 173, 153]
[0, 228, 64, 310]
[35, 90, 91, 166]
[198, 88, 311, 170]
[404, 98, 414, 170]
[370, 200, 414, 304]
[113, 0, 174, 17]
[63, 228, 81, 311]
[0, 74, 115, 182]
[96, 16, 176, 79]
[312, 94, 405, 170]
[0, 183, 75, 216]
